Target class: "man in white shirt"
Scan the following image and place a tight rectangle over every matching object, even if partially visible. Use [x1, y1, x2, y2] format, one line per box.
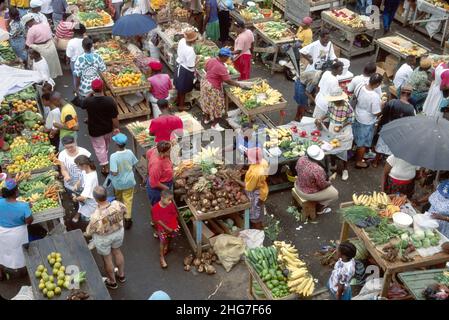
[313, 60, 344, 118]
[300, 29, 337, 72]
[347, 61, 382, 96]
[66, 25, 86, 87]
[393, 55, 416, 89]
[352, 73, 383, 168]
[40, 0, 53, 21]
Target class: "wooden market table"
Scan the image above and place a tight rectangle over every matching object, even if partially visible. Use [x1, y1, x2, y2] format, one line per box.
[253, 24, 297, 74]
[104, 90, 152, 121]
[31, 195, 65, 229]
[321, 9, 379, 58]
[285, 0, 343, 28]
[184, 200, 250, 257]
[230, 9, 273, 28]
[23, 229, 111, 300]
[339, 213, 449, 298]
[85, 24, 113, 36]
[398, 268, 446, 300]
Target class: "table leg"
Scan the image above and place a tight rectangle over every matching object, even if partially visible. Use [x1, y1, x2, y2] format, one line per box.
[248, 271, 253, 298]
[374, 45, 380, 63]
[381, 270, 393, 298]
[339, 221, 350, 243]
[195, 220, 202, 257]
[271, 47, 279, 75]
[244, 208, 250, 229]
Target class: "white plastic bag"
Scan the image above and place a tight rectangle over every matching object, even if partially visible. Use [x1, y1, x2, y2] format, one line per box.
[11, 286, 34, 300]
[413, 213, 439, 232]
[238, 229, 265, 249]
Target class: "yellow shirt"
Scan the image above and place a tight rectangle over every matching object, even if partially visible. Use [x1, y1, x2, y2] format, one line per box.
[297, 27, 313, 47]
[10, 0, 30, 8]
[244, 160, 269, 201]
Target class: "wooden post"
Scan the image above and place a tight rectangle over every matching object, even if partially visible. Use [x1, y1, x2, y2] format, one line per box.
[195, 220, 202, 257]
[381, 270, 393, 298]
[339, 221, 350, 243]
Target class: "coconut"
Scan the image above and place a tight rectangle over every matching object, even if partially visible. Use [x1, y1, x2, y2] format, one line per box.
[211, 200, 218, 206]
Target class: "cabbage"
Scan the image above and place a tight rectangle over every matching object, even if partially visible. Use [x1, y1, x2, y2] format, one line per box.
[401, 233, 409, 241]
[413, 230, 425, 241]
[422, 238, 431, 248]
[425, 230, 435, 238]
[430, 237, 440, 246]
[412, 240, 422, 248]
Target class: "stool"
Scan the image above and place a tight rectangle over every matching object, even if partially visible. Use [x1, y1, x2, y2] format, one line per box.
[291, 188, 317, 220]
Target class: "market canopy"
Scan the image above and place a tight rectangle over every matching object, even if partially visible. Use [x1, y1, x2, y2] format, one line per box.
[379, 115, 449, 170]
[112, 14, 157, 37]
[0, 65, 44, 103]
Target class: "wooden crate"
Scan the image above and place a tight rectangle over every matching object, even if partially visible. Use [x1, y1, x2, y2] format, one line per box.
[398, 268, 446, 300]
[103, 79, 151, 96]
[31, 192, 64, 225]
[105, 91, 151, 121]
[186, 199, 251, 221]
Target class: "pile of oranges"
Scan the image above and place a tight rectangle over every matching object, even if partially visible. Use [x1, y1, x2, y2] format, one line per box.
[112, 72, 143, 88]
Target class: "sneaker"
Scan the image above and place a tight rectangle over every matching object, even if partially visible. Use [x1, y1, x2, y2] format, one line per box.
[342, 170, 349, 181]
[211, 123, 225, 132]
[114, 268, 126, 283]
[124, 219, 133, 230]
[103, 277, 118, 289]
[317, 207, 332, 215]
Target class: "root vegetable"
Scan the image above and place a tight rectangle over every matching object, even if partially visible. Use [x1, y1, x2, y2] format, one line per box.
[184, 265, 191, 271]
[197, 264, 204, 273]
[193, 258, 201, 267]
[214, 206, 220, 211]
[184, 255, 194, 266]
[205, 264, 216, 274]
[211, 200, 218, 206]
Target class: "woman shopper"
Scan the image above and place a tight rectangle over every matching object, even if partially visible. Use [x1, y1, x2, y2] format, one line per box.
[54, 13, 76, 51]
[146, 141, 174, 206]
[381, 154, 419, 198]
[8, 7, 28, 63]
[147, 60, 173, 117]
[232, 21, 254, 80]
[0, 179, 33, 281]
[74, 37, 106, 99]
[422, 62, 449, 118]
[174, 29, 198, 111]
[72, 155, 99, 223]
[66, 24, 86, 88]
[200, 47, 245, 131]
[203, 0, 219, 41]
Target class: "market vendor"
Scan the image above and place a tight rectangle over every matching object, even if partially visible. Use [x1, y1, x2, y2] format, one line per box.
[23, 13, 63, 79]
[430, 180, 449, 238]
[203, 0, 219, 41]
[0, 179, 33, 281]
[200, 47, 246, 131]
[296, 16, 313, 47]
[405, 57, 432, 112]
[244, 147, 269, 230]
[232, 21, 254, 81]
[380, 154, 419, 198]
[146, 141, 173, 206]
[293, 69, 322, 121]
[174, 29, 198, 112]
[299, 29, 337, 72]
[29, 0, 49, 25]
[147, 60, 173, 117]
[55, 13, 76, 51]
[313, 60, 344, 118]
[295, 145, 339, 215]
[149, 99, 183, 143]
[8, 7, 27, 63]
[423, 63, 449, 118]
[315, 87, 353, 181]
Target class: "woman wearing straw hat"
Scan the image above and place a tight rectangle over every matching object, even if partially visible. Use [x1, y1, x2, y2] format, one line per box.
[315, 87, 354, 181]
[405, 57, 432, 112]
[174, 29, 198, 111]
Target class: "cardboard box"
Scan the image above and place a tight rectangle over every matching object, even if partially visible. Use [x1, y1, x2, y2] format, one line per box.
[376, 62, 386, 77]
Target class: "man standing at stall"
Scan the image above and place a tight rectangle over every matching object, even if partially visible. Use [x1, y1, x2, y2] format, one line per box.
[232, 21, 254, 81]
[300, 29, 337, 72]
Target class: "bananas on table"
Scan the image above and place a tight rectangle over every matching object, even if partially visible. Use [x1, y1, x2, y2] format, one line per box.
[230, 80, 283, 109]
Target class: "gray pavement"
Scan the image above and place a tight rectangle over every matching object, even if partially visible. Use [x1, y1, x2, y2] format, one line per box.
[0, 19, 443, 300]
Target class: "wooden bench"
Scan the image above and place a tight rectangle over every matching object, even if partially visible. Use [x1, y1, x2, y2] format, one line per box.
[291, 187, 317, 220]
[105, 91, 152, 121]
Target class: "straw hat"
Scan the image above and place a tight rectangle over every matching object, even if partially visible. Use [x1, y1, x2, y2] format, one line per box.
[420, 58, 432, 70]
[326, 87, 348, 102]
[307, 145, 324, 161]
[400, 84, 413, 93]
[184, 29, 198, 42]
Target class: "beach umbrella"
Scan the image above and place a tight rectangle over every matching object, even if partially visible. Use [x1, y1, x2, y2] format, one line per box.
[112, 14, 157, 37]
[379, 115, 449, 170]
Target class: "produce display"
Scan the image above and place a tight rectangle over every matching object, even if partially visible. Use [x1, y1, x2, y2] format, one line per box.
[194, 43, 239, 76]
[3, 86, 37, 102]
[95, 40, 133, 63]
[380, 36, 427, 57]
[150, 0, 167, 10]
[161, 21, 196, 44]
[239, 6, 264, 21]
[127, 121, 155, 146]
[34, 251, 86, 299]
[254, 21, 295, 41]
[173, 7, 190, 19]
[183, 249, 218, 274]
[0, 41, 17, 62]
[77, 10, 112, 28]
[230, 80, 283, 109]
[328, 8, 364, 29]
[426, 0, 449, 9]
[103, 62, 146, 89]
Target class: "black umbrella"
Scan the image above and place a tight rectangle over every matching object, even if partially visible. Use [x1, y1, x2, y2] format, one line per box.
[379, 115, 449, 170]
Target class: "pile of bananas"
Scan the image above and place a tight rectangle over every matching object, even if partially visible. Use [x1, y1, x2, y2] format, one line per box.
[231, 81, 283, 109]
[352, 191, 392, 209]
[264, 128, 292, 148]
[274, 241, 315, 297]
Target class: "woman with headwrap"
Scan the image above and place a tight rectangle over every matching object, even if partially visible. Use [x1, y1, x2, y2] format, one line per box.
[0, 179, 33, 281]
[422, 61, 449, 118]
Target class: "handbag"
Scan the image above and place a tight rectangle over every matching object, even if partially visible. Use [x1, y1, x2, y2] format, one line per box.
[349, 82, 364, 109]
[103, 175, 116, 201]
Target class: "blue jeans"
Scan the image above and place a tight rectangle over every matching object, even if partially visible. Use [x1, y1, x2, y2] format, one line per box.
[146, 178, 173, 206]
[52, 13, 63, 28]
[383, 0, 401, 31]
[9, 37, 27, 62]
[17, 8, 29, 17]
[327, 281, 353, 300]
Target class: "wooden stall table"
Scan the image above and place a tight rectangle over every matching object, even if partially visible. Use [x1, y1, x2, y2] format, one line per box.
[273, 0, 286, 13]
[253, 23, 297, 74]
[85, 24, 113, 37]
[156, 26, 177, 72]
[409, 0, 449, 46]
[104, 90, 152, 121]
[31, 195, 65, 230]
[339, 206, 449, 298]
[285, 0, 343, 28]
[23, 229, 111, 300]
[321, 8, 379, 58]
[185, 200, 250, 257]
[398, 268, 446, 300]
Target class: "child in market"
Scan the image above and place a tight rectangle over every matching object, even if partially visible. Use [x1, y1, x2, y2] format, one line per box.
[43, 92, 61, 149]
[72, 155, 99, 223]
[328, 241, 357, 300]
[151, 190, 179, 269]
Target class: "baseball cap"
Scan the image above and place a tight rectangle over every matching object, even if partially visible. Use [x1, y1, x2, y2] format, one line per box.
[112, 133, 128, 145]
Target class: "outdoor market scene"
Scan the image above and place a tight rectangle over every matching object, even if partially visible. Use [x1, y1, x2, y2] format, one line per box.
[1, 0, 449, 302]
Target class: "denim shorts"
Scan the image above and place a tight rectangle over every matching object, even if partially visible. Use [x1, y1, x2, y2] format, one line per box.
[93, 228, 124, 256]
[294, 79, 308, 107]
[352, 120, 375, 148]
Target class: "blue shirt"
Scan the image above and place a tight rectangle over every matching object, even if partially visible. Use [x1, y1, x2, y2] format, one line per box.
[206, 0, 219, 23]
[0, 198, 32, 228]
[109, 149, 139, 190]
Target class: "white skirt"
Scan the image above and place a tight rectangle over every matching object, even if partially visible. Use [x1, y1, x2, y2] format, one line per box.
[0, 224, 28, 269]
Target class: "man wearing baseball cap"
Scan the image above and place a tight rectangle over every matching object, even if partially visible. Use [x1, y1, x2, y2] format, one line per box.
[147, 60, 173, 118]
[83, 79, 120, 175]
[297, 16, 313, 47]
[110, 133, 138, 230]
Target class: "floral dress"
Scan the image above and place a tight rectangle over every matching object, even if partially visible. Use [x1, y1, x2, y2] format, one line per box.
[8, 20, 27, 62]
[429, 191, 449, 238]
[73, 52, 106, 97]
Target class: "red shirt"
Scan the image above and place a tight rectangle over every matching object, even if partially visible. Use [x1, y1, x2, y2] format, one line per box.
[295, 156, 330, 194]
[205, 57, 231, 90]
[149, 115, 183, 143]
[152, 201, 179, 232]
[146, 148, 174, 188]
[148, 74, 173, 100]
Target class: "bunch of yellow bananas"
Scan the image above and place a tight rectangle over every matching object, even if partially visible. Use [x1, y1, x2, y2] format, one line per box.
[274, 241, 315, 297]
[352, 191, 391, 209]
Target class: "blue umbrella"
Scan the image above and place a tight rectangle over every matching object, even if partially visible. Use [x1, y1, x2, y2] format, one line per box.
[112, 14, 157, 37]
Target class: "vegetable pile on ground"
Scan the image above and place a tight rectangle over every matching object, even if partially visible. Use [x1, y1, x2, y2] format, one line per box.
[230, 80, 283, 109]
[183, 249, 217, 274]
[127, 121, 155, 146]
[254, 21, 295, 40]
[34, 251, 86, 299]
[95, 40, 133, 63]
[246, 246, 290, 298]
[103, 63, 146, 88]
[77, 10, 112, 28]
[0, 41, 17, 62]
[174, 155, 249, 214]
